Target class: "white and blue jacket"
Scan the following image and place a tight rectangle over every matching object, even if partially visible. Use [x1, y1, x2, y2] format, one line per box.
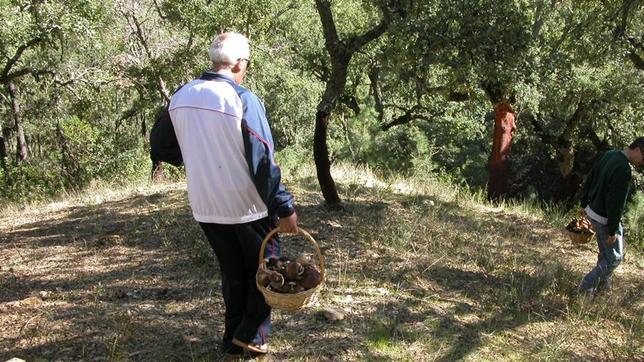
[150, 71, 294, 223]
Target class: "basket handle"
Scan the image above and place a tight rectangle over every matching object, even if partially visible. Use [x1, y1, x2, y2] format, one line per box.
[258, 227, 325, 276]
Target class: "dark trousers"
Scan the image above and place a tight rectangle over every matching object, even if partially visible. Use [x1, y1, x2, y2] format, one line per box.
[199, 217, 281, 352]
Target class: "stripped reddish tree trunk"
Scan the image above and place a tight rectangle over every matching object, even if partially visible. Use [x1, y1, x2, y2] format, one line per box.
[487, 101, 516, 201]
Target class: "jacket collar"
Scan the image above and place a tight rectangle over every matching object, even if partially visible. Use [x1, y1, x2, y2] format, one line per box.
[200, 71, 235, 85]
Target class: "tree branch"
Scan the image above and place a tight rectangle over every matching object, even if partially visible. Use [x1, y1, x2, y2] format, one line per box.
[264, 2, 298, 32]
[346, 1, 403, 53]
[339, 94, 360, 116]
[289, 45, 329, 82]
[613, 0, 637, 39]
[611, 0, 644, 71]
[127, 10, 170, 101]
[314, 0, 342, 57]
[368, 66, 384, 123]
[347, 21, 388, 53]
[557, 101, 588, 147]
[526, 113, 556, 146]
[626, 36, 644, 71]
[532, 0, 562, 39]
[151, 0, 168, 20]
[316, 0, 394, 57]
[131, 15, 153, 59]
[583, 127, 610, 152]
[1, 36, 44, 82]
[382, 106, 443, 131]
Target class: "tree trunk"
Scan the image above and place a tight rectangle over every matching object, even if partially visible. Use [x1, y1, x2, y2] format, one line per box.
[151, 158, 164, 182]
[313, 0, 391, 206]
[369, 67, 384, 123]
[56, 122, 71, 181]
[528, 104, 588, 203]
[487, 101, 516, 201]
[0, 135, 7, 177]
[314, 110, 341, 204]
[554, 104, 588, 203]
[313, 56, 349, 206]
[556, 103, 587, 176]
[7, 82, 27, 162]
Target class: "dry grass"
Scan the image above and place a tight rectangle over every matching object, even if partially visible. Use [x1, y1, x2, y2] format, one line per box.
[1, 165, 643, 361]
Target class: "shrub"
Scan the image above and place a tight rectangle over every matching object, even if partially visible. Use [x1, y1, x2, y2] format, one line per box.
[625, 192, 644, 251]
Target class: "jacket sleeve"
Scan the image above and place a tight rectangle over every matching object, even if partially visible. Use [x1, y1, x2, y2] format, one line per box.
[579, 169, 592, 208]
[150, 106, 183, 167]
[605, 166, 631, 235]
[239, 91, 295, 218]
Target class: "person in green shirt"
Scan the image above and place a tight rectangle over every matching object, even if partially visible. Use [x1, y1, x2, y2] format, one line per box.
[578, 137, 644, 296]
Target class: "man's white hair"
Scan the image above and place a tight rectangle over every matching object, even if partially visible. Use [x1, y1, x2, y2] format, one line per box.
[209, 32, 250, 66]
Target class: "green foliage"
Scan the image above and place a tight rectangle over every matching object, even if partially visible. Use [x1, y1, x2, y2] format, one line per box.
[325, 105, 432, 176]
[0, 0, 642, 213]
[58, 116, 101, 185]
[0, 114, 150, 201]
[421, 106, 490, 186]
[248, 50, 323, 150]
[0, 161, 64, 201]
[625, 191, 644, 251]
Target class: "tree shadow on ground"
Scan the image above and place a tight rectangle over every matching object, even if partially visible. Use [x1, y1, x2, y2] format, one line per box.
[0, 189, 229, 361]
[422, 265, 570, 361]
[0, 185, 392, 361]
[285, 180, 643, 360]
[1, 181, 642, 361]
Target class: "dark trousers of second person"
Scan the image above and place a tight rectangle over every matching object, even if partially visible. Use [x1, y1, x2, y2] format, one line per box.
[200, 217, 281, 353]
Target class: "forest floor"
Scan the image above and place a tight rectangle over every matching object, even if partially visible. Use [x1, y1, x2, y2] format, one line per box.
[1, 165, 643, 361]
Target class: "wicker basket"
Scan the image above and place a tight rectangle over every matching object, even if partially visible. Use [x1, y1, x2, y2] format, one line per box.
[256, 227, 325, 312]
[567, 229, 595, 245]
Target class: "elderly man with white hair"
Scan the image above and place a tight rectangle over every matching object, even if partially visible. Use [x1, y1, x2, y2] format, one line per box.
[151, 32, 298, 357]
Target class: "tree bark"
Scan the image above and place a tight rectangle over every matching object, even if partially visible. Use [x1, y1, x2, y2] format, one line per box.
[487, 101, 516, 201]
[0, 135, 7, 177]
[556, 103, 587, 177]
[6, 82, 27, 162]
[314, 110, 341, 204]
[527, 102, 587, 178]
[368, 67, 384, 123]
[313, 53, 349, 205]
[151, 158, 164, 182]
[313, 0, 391, 206]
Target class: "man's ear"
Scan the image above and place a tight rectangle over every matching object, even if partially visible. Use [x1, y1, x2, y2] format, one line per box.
[231, 60, 243, 73]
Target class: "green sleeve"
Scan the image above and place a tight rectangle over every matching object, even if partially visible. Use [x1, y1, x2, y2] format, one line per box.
[605, 166, 631, 235]
[579, 168, 593, 208]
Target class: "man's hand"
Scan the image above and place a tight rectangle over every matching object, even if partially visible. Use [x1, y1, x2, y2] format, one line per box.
[278, 212, 298, 234]
[579, 208, 587, 217]
[606, 234, 617, 246]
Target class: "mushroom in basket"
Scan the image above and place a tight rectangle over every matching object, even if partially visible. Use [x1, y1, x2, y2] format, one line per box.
[566, 218, 593, 234]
